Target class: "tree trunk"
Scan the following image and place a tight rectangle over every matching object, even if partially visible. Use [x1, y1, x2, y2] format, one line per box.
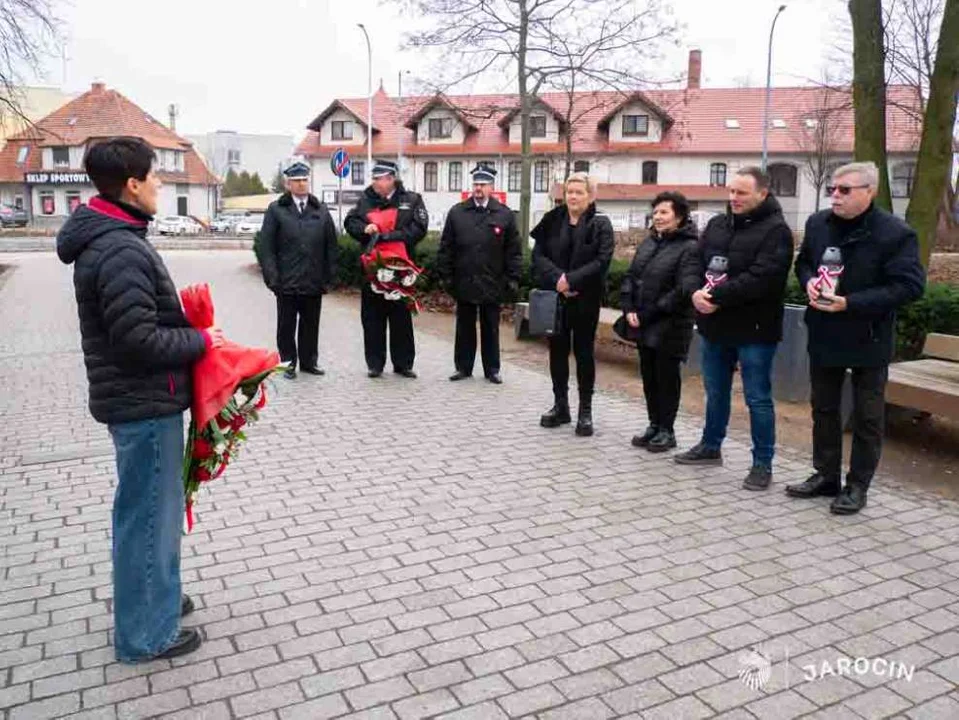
[905, 0, 959, 266]
[517, 0, 532, 242]
[849, 0, 894, 211]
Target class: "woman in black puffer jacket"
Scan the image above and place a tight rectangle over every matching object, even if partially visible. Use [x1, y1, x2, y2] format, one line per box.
[621, 191, 702, 452]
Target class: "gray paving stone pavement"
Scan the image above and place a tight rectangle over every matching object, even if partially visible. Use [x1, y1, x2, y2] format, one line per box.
[3, 251, 959, 719]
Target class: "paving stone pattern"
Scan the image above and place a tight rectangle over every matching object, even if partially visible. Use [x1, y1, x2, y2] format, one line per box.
[3, 251, 959, 719]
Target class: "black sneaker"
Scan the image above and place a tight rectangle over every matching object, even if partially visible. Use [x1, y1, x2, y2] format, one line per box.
[154, 629, 202, 660]
[181, 595, 194, 617]
[301, 367, 325, 376]
[368, 369, 383, 378]
[449, 371, 471, 381]
[743, 465, 772, 491]
[394, 368, 418, 379]
[674, 442, 723, 466]
[283, 365, 296, 380]
[631, 426, 658, 448]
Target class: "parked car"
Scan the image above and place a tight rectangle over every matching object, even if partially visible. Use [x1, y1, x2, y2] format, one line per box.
[155, 216, 202, 236]
[234, 215, 264, 235]
[209, 216, 235, 233]
[0, 204, 29, 228]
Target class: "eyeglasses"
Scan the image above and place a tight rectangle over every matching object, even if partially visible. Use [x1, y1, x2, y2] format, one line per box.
[826, 184, 870, 196]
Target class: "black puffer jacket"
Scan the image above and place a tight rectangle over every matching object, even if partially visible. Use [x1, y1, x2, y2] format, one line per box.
[258, 193, 338, 295]
[344, 183, 429, 254]
[621, 222, 702, 357]
[57, 196, 207, 425]
[436, 197, 523, 304]
[697, 194, 795, 345]
[530, 203, 615, 303]
[796, 205, 925, 367]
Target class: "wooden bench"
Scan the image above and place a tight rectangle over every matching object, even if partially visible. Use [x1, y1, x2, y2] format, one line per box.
[886, 334, 959, 420]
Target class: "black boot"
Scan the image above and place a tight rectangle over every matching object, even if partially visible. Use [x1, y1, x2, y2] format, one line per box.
[632, 426, 658, 448]
[785, 473, 841, 499]
[646, 428, 676, 453]
[830, 482, 868, 515]
[575, 396, 593, 437]
[540, 397, 571, 428]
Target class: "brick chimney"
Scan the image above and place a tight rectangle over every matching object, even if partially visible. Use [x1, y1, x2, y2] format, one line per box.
[168, 104, 178, 131]
[91, 80, 105, 94]
[687, 49, 702, 90]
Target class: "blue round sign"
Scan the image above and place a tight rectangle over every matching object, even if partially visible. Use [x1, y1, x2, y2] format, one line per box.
[330, 148, 351, 179]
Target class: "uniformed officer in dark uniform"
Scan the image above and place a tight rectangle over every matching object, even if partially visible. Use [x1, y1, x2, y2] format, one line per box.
[258, 159, 338, 380]
[344, 160, 429, 378]
[437, 165, 522, 384]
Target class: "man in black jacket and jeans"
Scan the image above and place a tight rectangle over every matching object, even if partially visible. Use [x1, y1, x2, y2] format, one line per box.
[438, 165, 522, 384]
[345, 160, 429, 378]
[57, 138, 222, 662]
[259, 159, 338, 380]
[787, 161, 924, 514]
[675, 167, 794, 491]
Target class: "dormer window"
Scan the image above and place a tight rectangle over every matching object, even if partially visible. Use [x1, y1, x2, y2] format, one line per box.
[428, 118, 453, 140]
[622, 115, 649, 137]
[772, 119, 787, 128]
[332, 121, 353, 141]
[530, 115, 547, 138]
[724, 119, 740, 129]
[52, 146, 70, 168]
[15, 146, 29, 165]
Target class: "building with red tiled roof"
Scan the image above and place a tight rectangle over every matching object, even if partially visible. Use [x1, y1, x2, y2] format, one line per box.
[0, 82, 219, 225]
[297, 52, 923, 231]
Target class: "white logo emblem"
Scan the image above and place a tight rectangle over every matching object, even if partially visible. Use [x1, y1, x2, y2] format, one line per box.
[738, 646, 772, 691]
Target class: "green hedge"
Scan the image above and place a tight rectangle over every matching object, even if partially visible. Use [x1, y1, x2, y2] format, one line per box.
[255, 232, 959, 361]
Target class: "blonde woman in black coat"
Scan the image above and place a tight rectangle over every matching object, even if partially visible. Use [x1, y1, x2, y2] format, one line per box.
[621, 191, 702, 452]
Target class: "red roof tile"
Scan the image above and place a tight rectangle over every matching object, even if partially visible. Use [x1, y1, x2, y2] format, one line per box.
[296, 85, 923, 159]
[0, 83, 217, 186]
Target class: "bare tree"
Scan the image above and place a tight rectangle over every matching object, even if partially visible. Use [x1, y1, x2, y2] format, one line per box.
[0, 0, 60, 132]
[904, 0, 958, 266]
[849, 0, 895, 210]
[394, 0, 677, 239]
[795, 84, 851, 211]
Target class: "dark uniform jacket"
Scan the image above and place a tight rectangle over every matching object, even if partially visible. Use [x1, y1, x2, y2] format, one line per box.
[344, 183, 429, 254]
[57, 197, 207, 424]
[530, 203, 615, 303]
[696, 194, 795, 345]
[258, 193, 338, 295]
[796, 204, 925, 367]
[436, 196, 523, 304]
[621, 221, 702, 357]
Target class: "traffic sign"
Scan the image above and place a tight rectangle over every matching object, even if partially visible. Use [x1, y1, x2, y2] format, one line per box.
[330, 148, 351, 179]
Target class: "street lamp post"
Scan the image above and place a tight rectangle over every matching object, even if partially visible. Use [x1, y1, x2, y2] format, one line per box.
[357, 23, 373, 182]
[761, 4, 787, 172]
[397, 70, 411, 183]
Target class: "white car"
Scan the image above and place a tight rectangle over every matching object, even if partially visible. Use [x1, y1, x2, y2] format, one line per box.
[156, 216, 202, 236]
[234, 215, 264, 235]
[209, 217, 235, 233]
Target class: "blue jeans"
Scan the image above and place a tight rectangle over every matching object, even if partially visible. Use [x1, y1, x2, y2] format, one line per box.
[700, 339, 778, 469]
[108, 413, 185, 662]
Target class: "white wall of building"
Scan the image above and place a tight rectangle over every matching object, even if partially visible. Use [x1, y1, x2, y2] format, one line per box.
[319, 109, 367, 148]
[507, 109, 561, 145]
[415, 109, 467, 145]
[608, 103, 664, 144]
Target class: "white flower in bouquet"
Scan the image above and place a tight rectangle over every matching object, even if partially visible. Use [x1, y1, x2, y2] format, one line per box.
[376, 268, 396, 283]
[384, 289, 403, 301]
[401, 272, 418, 287]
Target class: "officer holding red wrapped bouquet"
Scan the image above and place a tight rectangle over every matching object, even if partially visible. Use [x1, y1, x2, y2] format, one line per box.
[345, 159, 428, 378]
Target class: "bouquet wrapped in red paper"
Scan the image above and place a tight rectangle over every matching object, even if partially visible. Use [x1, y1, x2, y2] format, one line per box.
[180, 284, 283, 530]
[360, 207, 424, 313]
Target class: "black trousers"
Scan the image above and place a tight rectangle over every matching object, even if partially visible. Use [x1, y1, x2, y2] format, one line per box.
[361, 285, 415, 372]
[548, 297, 601, 401]
[276, 294, 322, 370]
[810, 363, 888, 488]
[638, 345, 683, 432]
[454, 302, 501, 377]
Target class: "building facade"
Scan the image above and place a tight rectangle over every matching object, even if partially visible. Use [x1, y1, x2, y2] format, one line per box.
[185, 130, 295, 188]
[0, 82, 219, 226]
[296, 52, 922, 233]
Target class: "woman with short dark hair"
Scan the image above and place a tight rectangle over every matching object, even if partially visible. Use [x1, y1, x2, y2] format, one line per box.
[621, 191, 702, 452]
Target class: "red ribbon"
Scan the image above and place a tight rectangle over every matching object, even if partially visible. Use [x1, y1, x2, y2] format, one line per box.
[186, 500, 194, 532]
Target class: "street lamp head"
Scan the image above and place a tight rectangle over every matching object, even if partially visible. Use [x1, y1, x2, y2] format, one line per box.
[778, 5, 786, 12]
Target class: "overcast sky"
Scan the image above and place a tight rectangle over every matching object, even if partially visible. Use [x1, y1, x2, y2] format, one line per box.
[25, 0, 848, 142]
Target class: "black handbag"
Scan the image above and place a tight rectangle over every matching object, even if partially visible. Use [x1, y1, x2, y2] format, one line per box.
[528, 289, 562, 337]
